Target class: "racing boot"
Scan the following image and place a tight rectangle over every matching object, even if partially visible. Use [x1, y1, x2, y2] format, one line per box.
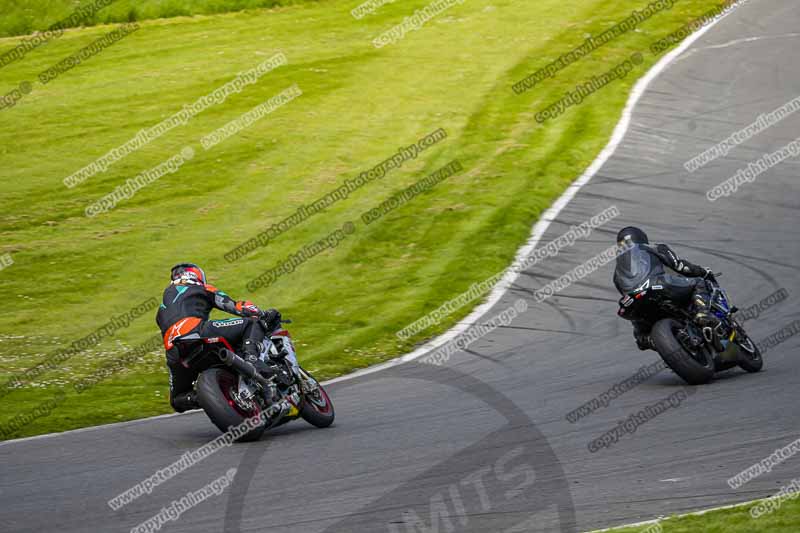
[243, 340, 274, 378]
[692, 294, 720, 329]
[635, 333, 656, 351]
[242, 338, 261, 359]
[269, 339, 302, 380]
[171, 391, 200, 412]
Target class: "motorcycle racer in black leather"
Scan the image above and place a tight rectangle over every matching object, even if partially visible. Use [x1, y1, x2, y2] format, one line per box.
[613, 227, 719, 351]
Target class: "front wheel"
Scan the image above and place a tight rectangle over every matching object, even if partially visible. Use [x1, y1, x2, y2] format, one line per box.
[196, 368, 266, 442]
[297, 368, 335, 428]
[652, 319, 715, 385]
[734, 329, 763, 373]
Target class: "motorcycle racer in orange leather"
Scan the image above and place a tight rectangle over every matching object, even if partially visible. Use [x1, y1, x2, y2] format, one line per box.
[156, 263, 281, 412]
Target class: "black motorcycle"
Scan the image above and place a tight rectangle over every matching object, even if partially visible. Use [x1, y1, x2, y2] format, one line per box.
[618, 274, 763, 385]
[174, 319, 335, 441]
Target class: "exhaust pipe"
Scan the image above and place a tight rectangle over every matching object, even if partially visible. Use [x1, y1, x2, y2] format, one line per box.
[219, 349, 270, 386]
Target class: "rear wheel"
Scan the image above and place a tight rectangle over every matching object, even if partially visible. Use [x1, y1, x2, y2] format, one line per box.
[652, 319, 715, 385]
[297, 368, 335, 428]
[196, 368, 266, 442]
[735, 330, 763, 373]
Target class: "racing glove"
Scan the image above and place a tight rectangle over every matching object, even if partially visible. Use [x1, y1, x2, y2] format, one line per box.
[239, 301, 262, 316]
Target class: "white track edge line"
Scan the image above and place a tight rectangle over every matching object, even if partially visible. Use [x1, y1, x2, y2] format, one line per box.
[0, 10, 730, 447]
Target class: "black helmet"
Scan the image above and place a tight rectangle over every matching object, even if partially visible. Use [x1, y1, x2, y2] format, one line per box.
[616, 226, 648, 245]
[170, 263, 207, 285]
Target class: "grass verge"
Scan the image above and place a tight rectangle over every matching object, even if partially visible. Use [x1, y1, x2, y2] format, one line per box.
[0, 0, 325, 38]
[601, 496, 800, 532]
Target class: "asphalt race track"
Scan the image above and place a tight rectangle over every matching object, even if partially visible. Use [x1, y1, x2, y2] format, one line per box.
[2, 1, 799, 532]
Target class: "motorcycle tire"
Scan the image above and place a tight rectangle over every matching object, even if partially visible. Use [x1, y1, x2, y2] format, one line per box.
[196, 368, 266, 442]
[652, 318, 715, 385]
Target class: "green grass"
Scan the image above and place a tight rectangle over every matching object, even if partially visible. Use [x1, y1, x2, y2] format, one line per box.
[0, 0, 324, 38]
[603, 496, 800, 532]
[0, 0, 725, 439]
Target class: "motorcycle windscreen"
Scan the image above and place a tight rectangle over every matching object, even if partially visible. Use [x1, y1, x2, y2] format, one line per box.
[614, 245, 654, 292]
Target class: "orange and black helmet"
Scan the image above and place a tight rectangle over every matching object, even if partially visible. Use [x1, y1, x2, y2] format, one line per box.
[170, 263, 207, 285]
